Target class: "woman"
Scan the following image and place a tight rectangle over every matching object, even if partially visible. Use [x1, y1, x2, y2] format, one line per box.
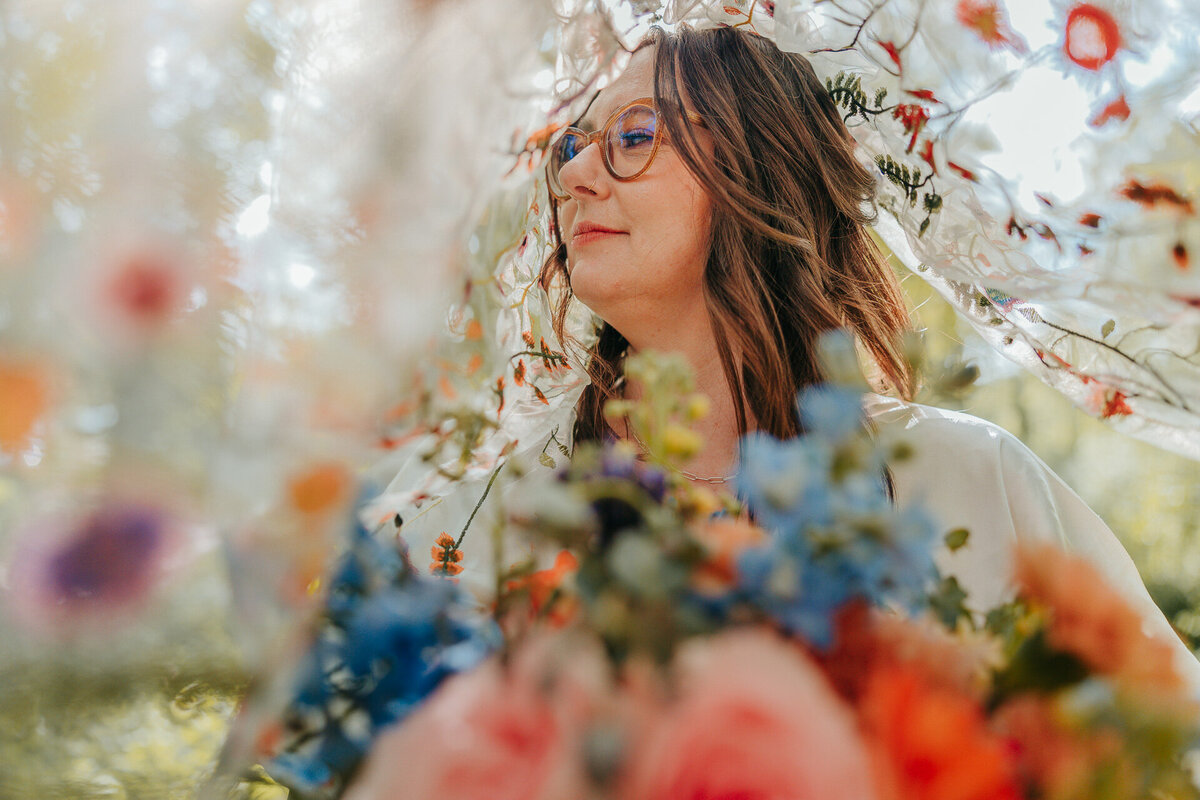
[537, 25, 1200, 686]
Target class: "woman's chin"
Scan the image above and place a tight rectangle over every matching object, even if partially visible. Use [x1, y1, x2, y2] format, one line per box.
[568, 261, 619, 310]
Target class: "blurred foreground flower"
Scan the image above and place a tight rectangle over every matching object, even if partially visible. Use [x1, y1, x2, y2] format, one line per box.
[1013, 541, 1192, 698]
[621, 628, 878, 800]
[0, 356, 52, 454]
[226, 513, 500, 798]
[736, 383, 941, 647]
[6, 497, 181, 636]
[345, 631, 610, 800]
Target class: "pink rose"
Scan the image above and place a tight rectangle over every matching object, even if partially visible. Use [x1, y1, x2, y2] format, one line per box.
[345, 632, 607, 800]
[622, 629, 879, 800]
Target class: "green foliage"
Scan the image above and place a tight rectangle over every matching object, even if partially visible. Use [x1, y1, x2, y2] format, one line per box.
[928, 575, 972, 630]
[825, 71, 890, 123]
[943, 528, 970, 551]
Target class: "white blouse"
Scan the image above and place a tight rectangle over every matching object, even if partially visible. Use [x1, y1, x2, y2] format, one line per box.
[867, 395, 1200, 695]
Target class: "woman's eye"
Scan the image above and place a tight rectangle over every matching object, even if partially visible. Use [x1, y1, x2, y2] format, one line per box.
[560, 138, 581, 161]
[617, 129, 655, 149]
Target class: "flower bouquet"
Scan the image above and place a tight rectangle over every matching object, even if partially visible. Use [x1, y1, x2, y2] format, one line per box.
[224, 347, 1200, 800]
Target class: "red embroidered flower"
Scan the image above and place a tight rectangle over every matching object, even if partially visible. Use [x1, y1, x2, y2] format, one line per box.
[104, 251, 184, 332]
[1089, 94, 1130, 127]
[892, 104, 930, 152]
[1064, 4, 1121, 70]
[1118, 180, 1194, 214]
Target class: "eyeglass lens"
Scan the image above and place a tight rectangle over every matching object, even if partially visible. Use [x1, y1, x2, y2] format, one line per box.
[550, 104, 659, 196]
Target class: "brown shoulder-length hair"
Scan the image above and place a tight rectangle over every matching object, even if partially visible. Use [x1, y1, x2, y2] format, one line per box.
[541, 25, 915, 447]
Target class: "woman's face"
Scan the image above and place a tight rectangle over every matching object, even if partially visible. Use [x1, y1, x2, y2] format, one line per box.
[555, 47, 713, 332]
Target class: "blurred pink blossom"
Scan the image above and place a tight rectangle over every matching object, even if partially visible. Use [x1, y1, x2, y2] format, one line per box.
[622, 629, 879, 800]
[345, 632, 610, 800]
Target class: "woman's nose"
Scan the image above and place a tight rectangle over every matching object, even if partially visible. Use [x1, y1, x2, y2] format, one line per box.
[558, 141, 606, 200]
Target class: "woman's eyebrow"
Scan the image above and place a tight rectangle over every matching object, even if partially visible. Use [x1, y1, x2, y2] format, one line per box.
[574, 91, 603, 131]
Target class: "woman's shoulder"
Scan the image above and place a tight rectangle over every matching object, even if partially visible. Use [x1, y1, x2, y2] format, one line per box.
[864, 394, 1019, 452]
[861, 393, 1082, 542]
[863, 394, 1065, 501]
[862, 395, 1160, 618]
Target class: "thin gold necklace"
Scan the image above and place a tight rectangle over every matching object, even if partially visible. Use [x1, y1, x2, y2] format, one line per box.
[625, 425, 735, 485]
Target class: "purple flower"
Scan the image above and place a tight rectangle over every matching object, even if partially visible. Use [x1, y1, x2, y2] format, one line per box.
[8, 499, 178, 633]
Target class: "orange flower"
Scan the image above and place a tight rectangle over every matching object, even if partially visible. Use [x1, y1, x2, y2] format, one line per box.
[690, 516, 767, 593]
[1014, 542, 1187, 697]
[861, 665, 1022, 800]
[430, 532, 464, 577]
[0, 358, 50, 453]
[287, 462, 353, 515]
[505, 549, 579, 625]
[819, 605, 998, 705]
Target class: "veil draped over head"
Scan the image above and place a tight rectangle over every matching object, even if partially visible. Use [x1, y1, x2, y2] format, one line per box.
[362, 0, 1200, 539]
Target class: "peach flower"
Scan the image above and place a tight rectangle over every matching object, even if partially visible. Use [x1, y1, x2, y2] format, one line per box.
[689, 515, 768, 594]
[622, 628, 878, 800]
[1014, 542, 1187, 696]
[344, 632, 608, 800]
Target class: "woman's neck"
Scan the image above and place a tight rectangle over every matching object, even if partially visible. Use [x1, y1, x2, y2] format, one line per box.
[619, 319, 746, 486]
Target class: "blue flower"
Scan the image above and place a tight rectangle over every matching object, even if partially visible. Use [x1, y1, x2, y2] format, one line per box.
[265, 511, 499, 795]
[734, 385, 941, 649]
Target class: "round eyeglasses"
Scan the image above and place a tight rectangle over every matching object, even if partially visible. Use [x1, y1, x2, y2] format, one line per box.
[545, 96, 707, 201]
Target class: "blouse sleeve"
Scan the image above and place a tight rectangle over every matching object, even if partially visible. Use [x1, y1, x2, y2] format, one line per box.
[866, 395, 1200, 696]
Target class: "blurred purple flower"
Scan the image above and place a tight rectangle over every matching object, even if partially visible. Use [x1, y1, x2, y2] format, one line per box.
[8, 499, 178, 633]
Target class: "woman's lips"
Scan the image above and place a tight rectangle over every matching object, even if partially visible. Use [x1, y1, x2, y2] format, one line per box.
[572, 229, 625, 247]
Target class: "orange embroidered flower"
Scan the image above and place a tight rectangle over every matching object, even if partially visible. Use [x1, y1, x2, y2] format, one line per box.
[1118, 179, 1194, 214]
[956, 0, 1025, 51]
[861, 665, 1022, 800]
[430, 532, 464, 576]
[1173, 242, 1189, 270]
[1088, 94, 1130, 127]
